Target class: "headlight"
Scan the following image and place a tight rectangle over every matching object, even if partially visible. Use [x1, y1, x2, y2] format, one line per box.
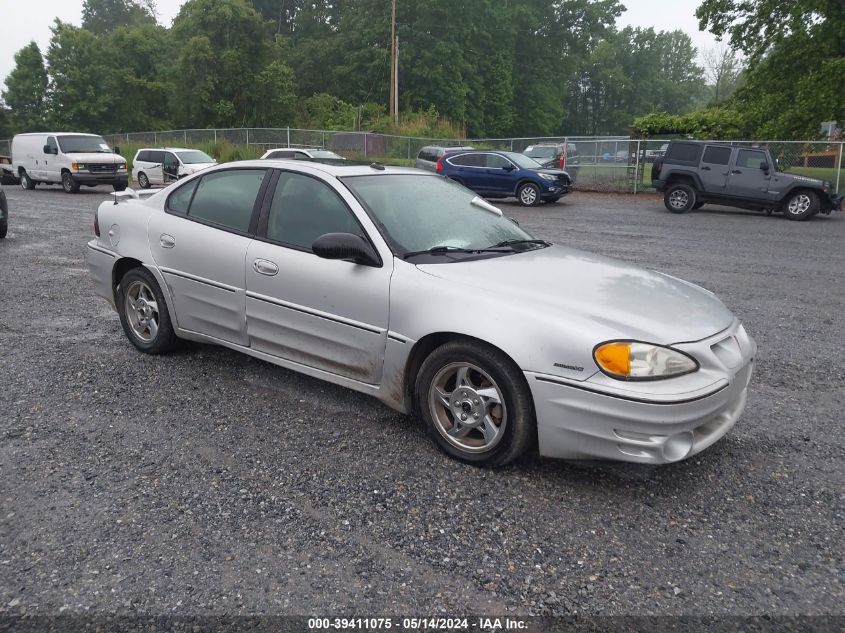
[593, 341, 698, 381]
[118, 163, 127, 170]
[71, 163, 85, 171]
[539, 173, 556, 181]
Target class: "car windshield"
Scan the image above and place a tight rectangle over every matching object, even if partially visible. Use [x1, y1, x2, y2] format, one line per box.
[342, 174, 537, 259]
[176, 150, 215, 164]
[524, 147, 556, 159]
[58, 135, 113, 154]
[503, 152, 543, 169]
[310, 150, 343, 159]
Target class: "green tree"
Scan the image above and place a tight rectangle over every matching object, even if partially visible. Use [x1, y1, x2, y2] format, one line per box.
[81, 0, 156, 35]
[2, 42, 49, 132]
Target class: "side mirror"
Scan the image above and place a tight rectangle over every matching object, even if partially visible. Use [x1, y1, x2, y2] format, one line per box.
[760, 161, 770, 173]
[503, 164, 516, 171]
[114, 146, 120, 155]
[312, 233, 380, 267]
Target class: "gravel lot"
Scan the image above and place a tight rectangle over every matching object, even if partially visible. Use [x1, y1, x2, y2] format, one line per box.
[0, 183, 843, 619]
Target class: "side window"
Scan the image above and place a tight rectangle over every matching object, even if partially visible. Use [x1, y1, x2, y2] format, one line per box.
[736, 149, 767, 169]
[47, 136, 58, 154]
[186, 169, 266, 233]
[167, 179, 198, 214]
[294, 151, 309, 159]
[151, 150, 165, 163]
[265, 172, 361, 250]
[667, 142, 702, 162]
[449, 153, 484, 167]
[164, 152, 178, 167]
[269, 150, 294, 159]
[137, 150, 149, 162]
[702, 146, 732, 165]
[485, 154, 511, 169]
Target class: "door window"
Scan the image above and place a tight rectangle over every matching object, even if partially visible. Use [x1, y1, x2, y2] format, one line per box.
[268, 150, 294, 159]
[46, 137, 58, 154]
[448, 153, 484, 167]
[736, 150, 767, 169]
[167, 179, 198, 214]
[702, 146, 731, 165]
[485, 154, 512, 169]
[137, 150, 150, 162]
[151, 150, 165, 163]
[265, 172, 361, 250]
[184, 169, 266, 233]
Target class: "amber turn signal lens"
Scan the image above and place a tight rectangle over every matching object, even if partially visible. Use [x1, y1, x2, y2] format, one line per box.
[594, 342, 630, 376]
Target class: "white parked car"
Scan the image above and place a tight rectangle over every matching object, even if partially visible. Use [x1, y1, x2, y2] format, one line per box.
[132, 148, 217, 188]
[260, 148, 345, 161]
[12, 132, 128, 193]
[86, 161, 755, 467]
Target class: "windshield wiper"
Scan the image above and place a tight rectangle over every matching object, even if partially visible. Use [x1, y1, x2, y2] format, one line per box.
[488, 239, 551, 249]
[402, 245, 507, 260]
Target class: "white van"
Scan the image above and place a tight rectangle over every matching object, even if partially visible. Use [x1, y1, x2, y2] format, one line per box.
[12, 132, 129, 193]
[132, 148, 217, 188]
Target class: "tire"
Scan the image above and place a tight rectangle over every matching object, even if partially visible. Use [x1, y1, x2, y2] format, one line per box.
[0, 219, 6, 239]
[113, 183, 127, 192]
[415, 340, 536, 467]
[20, 171, 35, 190]
[693, 201, 705, 210]
[664, 183, 697, 213]
[116, 267, 179, 354]
[137, 172, 150, 189]
[517, 182, 541, 207]
[783, 190, 819, 221]
[61, 172, 79, 194]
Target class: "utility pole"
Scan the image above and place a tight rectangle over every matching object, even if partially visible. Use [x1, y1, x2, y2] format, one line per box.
[389, 0, 398, 125]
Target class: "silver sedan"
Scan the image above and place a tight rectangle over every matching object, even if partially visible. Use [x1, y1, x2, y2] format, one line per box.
[86, 161, 755, 467]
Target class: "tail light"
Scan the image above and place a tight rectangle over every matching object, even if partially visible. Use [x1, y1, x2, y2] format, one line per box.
[559, 156, 566, 169]
[435, 158, 443, 172]
[94, 208, 100, 237]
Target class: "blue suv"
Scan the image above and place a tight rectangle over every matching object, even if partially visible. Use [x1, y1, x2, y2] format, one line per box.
[436, 150, 573, 206]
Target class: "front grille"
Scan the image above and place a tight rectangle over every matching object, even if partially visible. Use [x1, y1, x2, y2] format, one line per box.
[88, 164, 117, 173]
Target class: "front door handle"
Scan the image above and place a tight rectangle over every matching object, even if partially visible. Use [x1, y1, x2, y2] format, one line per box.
[731, 169, 742, 174]
[160, 234, 175, 248]
[253, 259, 279, 276]
[701, 165, 711, 171]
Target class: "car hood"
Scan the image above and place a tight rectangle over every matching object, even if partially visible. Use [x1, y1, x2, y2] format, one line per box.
[780, 172, 825, 186]
[64, 152, 125, 163]
[536, 168, 570, 176]
[416, 245, 734, 344]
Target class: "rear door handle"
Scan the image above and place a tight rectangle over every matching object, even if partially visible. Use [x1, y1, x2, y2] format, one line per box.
[253, 259, 279, 276]
[160, 234, 175, 248]
[731, 169, 742, 174]
[701, 165, 711, 171]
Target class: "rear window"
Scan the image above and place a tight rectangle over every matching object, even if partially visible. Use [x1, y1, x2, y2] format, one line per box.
[667, 142, 702, 163]
[417, 147, 437, 162]
[136, 150, 150, 162]
[185, 169, 266, 233]
[702, 146, 731, 165]
[524, 146, 557, 159]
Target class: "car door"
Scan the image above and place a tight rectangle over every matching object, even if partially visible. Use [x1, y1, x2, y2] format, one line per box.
[483, 153, 519, 194]
[727, 149, 772, 199]
[447, 153, 486, 191]
[145, 150, 165, 184]
[163, 151, 180, 184]
[149, 168, 269, 345]
[41, 136, 59, 181]
[699, 145, 732, 192]
[244, 169, 391, 384]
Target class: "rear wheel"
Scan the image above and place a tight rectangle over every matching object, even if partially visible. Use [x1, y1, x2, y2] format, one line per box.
[0, 219, 7, 239]
[20, 171, 35, 190]
[664, 183, 697, 213]
[116, 267, 179, 354]
[62, 172, 79, 194]
[517, 182, 541, 206]
[784, 190, 819, 221]
[415, 340, 536, 467]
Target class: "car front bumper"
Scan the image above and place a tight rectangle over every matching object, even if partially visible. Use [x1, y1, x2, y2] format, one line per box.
[526, 323, 756, 464]
[73, 172, 129, 185]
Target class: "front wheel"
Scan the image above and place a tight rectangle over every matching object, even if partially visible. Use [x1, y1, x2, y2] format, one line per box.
[62, 172, 80, 194]
[113, 183, 127, 192]
[116, 267, 179, 354]
[664, 183, 697, 213]
[784, 190, 819, 221]
[20, 171, 35, 190]
[415, 340, 536, 467]
[517, 182, 541, 206]
[137, 172, 150, 189]
[0, 219, 6, 239]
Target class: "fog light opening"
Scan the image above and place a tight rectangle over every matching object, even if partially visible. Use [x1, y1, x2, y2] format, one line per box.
[662, 431, 694, 462]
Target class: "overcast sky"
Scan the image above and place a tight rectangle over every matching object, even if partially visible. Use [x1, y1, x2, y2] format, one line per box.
[0, 0, 720, 88]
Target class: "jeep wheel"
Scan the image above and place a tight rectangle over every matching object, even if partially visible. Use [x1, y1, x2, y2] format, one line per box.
[664, 183, 697, 213]
[784, 190, 819, 221]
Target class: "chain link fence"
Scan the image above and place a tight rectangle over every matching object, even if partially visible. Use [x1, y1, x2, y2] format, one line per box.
[2, 130, 843, 194]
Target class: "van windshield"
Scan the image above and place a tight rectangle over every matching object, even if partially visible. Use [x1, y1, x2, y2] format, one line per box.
[58, 135, 114, 154]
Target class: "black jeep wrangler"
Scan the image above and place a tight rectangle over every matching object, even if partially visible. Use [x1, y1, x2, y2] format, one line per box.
[652, 141, 841, 221]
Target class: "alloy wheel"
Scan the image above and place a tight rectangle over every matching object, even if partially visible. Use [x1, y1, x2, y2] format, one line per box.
[787, 194, 811, 215]
[428, 362, 507, 453]
[669, 189, 689, 209]
[520, 186, 538, 205]
[124, 279, 160, 343]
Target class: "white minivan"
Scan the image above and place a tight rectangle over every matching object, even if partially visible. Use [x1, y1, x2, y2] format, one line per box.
[132, 148, 217, 188]
[11, 132, 129, 193]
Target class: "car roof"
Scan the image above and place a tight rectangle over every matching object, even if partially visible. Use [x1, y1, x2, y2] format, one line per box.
[216, 159, 427, 177]
[135, 147, 194, 152]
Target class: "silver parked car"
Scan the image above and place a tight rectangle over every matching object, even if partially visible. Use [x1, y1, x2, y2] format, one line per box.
[86, 162, 755, 467]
